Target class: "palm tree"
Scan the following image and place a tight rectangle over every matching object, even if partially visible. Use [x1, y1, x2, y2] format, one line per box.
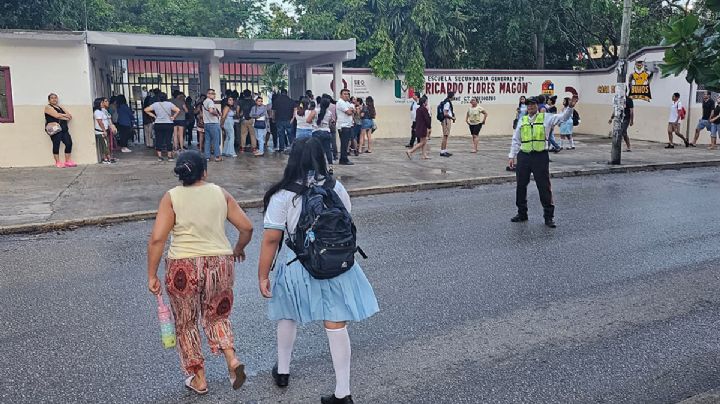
[261, 63, 288, 94]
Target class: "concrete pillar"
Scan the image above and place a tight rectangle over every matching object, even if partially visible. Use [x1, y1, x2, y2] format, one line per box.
[207, 49, 224, 93]
[333, 60, 343, 101]
[305, 64, 313, 95]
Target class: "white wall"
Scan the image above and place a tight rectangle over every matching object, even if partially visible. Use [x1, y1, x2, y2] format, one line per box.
[0, 39, 96, 167]
[312, 48, 703, 144]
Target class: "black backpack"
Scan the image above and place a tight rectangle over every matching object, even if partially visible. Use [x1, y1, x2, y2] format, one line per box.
[572, 110, 580, 126]
[436, 101, 447, 122]
[280, 177, 367, 279]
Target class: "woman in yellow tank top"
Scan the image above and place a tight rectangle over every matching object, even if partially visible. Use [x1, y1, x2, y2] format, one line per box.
[147, 150, 254, 396]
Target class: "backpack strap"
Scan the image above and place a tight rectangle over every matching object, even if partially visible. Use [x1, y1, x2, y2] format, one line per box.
[322, 176, 336, 191]
[283, 182, 307, 194]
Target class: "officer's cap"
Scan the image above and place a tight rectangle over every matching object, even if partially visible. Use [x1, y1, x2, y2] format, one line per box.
[526, 96, 538, 104]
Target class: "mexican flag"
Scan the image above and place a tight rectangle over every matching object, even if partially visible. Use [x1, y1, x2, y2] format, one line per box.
[394, 80, 415, 99]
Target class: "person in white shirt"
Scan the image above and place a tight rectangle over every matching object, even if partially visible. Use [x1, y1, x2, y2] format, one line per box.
[440, 92, 456, 157]
[93, 97, 116, 164]
[666, 92, 690, 148]
[508, 96, 577, 228]
[335, 89, 355, 165]
[405, 93, 421, 148]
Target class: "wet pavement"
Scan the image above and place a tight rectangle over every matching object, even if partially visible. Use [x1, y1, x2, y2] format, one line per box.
[1, 168, 720, 403]
[2, 135, 720, 228]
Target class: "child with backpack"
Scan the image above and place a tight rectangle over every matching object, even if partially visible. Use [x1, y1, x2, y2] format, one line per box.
[559, 97, 579, 150]
[258, 137, 379, 404]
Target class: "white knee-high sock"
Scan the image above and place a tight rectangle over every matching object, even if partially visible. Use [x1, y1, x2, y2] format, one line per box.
[277, 320, 297, 374]
[326, 326, 351, 398]
[570, 136, 575, 147]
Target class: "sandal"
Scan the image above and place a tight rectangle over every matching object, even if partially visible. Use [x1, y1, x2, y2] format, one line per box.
[184, 375, 208, 395]
[229, 362, 247, 390]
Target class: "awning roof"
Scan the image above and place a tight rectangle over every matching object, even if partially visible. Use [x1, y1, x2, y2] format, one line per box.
[0, 30, 356, 66]
[85, 31, 355, 66]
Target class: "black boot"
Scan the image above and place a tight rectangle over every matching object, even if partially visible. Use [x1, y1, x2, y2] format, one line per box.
[321, 394, 354, 404]
[545, 218, 557, 228]
[272, 364, 289, 388]
[511, 214, 528, 223]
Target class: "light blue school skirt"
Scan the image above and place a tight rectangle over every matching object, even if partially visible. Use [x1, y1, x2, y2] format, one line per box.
[559, 119, 574, 135]
[268, 252, 379, 324]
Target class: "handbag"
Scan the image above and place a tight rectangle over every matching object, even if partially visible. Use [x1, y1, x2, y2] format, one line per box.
[45, 122, 62, 136]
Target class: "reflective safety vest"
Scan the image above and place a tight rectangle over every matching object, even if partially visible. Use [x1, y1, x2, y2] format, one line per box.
[520, 113, 546, 153]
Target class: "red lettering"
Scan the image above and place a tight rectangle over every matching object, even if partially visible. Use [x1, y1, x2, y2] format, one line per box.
[425, 83, 432, 95]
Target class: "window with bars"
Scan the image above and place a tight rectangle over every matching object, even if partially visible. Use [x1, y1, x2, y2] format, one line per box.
[0, 66, 14, 123]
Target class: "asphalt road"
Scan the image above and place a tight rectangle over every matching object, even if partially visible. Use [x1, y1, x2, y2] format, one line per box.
[2, 167, 720, 404]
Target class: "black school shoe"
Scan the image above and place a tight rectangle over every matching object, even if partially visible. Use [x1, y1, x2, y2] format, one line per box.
[511, 214, 528, 223]
[321, 394, 354, 404]
[545, 219, 557, 228]
[272, 364, 289, 388]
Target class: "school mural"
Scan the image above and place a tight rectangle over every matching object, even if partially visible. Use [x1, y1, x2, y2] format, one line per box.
[627, 60, 653, 102]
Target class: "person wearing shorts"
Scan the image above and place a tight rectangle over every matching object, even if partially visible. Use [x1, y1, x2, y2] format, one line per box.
[691, 91, 715, 146]
[465, 97, 487, 153]
[666, 92, 690, 148]
[709, 98, 720, 150]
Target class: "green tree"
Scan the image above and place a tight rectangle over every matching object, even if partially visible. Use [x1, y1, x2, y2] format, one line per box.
[260, 63, 289, 93]
[661, 0, 720, 90]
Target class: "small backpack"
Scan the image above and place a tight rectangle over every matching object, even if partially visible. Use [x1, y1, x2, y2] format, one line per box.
[572, 110, 580, 126]
[281, 177, 367, 279]
[436, 101, 447, 122]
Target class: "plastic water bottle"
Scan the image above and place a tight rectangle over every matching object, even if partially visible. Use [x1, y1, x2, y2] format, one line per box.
[156, 294, 176, 349]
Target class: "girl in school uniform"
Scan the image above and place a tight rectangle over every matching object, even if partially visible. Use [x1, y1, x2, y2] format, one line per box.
[257, 137, 379, 404]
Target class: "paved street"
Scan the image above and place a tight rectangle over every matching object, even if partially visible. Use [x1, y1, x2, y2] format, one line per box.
[2, 168, 720, 403]
[3, 135, 720, 229]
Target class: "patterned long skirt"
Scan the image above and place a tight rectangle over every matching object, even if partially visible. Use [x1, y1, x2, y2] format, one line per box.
[165, 255, 235, 375]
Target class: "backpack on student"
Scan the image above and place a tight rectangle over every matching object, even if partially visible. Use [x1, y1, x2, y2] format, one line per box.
[280, 177, 367, 279]
[572, 110, 581, 126]
[436, 100, 447, 122]
[679, 106, 687, 120]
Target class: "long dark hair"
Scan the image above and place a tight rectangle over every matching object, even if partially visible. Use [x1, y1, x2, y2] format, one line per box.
[116, 94, 128, 106]
[93, 97, 107, 111]
[317, 98, 331, 125]
[366, 96, 376, 119]
[263, 137, 329, 210]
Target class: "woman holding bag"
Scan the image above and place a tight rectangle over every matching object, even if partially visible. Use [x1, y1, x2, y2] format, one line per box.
[251, 96, 269, 156]
[147, 150, 254, 396]
[258, 137, 379, 404]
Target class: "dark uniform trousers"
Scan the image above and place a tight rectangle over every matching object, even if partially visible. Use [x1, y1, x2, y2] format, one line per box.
[516, 150, 554, 219]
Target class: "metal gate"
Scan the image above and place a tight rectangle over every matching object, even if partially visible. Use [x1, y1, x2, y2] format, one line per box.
[109, 58, 203, 140]
[220, 62, 265, 96]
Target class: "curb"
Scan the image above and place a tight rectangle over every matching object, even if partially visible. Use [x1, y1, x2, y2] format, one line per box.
[2, 159, 720, 235]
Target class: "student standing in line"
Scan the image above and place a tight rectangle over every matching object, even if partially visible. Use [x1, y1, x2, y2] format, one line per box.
[202, 89, 223, 162]
[221, 97, 238, 158]
[147, 150, 254, 396]
[194, 95, 206, 153]
[251, 96, 269, 156]
[172, 92, 189, 154]
[336, 89, 356, 165]
[184, 96, 195, 149]
[406, 95, 432, 160]
[466, 97, 488, 153]
[94, 97, 116, 164]
[257, 137, 378, 404]
[115, 95, 135, 153]
[145, 93, 180, 162]
[295, 100, 314, 140]
[313, 97, 335, 172]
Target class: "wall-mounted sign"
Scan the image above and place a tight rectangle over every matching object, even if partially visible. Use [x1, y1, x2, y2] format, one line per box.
[541, 80, 555, 96]
[628, 60, 653, 102]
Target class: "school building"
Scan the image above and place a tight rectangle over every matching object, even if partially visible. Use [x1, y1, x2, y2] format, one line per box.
[0, 30, 710, 168]
[0, 30, 354, 167]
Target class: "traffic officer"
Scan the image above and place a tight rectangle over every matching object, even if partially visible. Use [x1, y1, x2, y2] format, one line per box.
[508, 95, 577, 228]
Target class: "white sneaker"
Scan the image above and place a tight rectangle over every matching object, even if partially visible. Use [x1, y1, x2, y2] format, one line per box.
[121, 147, 132, 153]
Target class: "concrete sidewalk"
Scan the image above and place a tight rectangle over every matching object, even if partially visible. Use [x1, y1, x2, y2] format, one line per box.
[2, 135, 719, 233]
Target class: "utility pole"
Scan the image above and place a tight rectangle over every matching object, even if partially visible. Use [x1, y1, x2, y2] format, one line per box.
[611, 0, 633, 165]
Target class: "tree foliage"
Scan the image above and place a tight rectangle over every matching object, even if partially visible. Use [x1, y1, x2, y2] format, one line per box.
[661, 0, 720, 91]
[0, 0, 264, 38]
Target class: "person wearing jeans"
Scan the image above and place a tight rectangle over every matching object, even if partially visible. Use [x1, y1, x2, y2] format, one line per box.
[251, 97, 269, 156]
[202, 89, 223, 161]
[336, 89, 355, 165]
